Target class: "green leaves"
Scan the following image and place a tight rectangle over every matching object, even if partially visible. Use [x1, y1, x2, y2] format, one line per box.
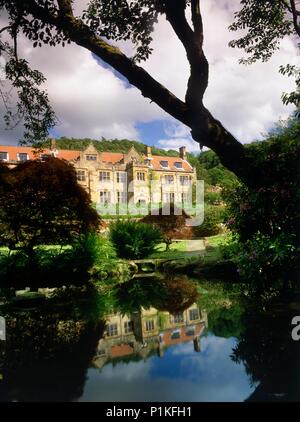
[229, 0, 292, 64]
[84, 0, 160, 62]
[109, 220, 163, 259]
[3, 57, 56, 146]
[229, 0, 299, 109]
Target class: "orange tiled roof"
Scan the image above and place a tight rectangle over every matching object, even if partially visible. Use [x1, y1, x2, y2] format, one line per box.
[101, 152, 124, 163]
[161, 323, 204, 347]
[0, 145, 194, 171]
[148, 155, 193, 172]
[0, 145, 80, 161]
[111, 344, 134, 358]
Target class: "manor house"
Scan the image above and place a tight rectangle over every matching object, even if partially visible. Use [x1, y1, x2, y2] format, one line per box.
[0, 141, 196, 206]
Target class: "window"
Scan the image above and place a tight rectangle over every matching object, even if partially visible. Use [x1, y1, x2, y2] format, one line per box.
[124, 321, 133, 334]
[171, 313, 184, 324]
[180, 175, 189, 186]
[99, 171, 110, 182]
[99, 191, 111, 204]
[145, 319, 155, 332]
[76, 170, 86, 182]
[175, 161, 183, 169]
[117, 191, 127, 204]
[164, 192, 175, 203]
[117, 172, 127, 183]
[186, 327, 195, 336]
[164, 175, 174, 185]
[181, 192, 189, 203]
[136, 172, 146, 181]
[106, 323, 118, 337]
[171, 330, 181, 340]
[189, 309, 200, 321]
[160, 160, 169, 168]
[40, 154, 51, 162]
[0, 152, 8, 161]
[18, 153, 28, 162]
[86, 154, 97, 161]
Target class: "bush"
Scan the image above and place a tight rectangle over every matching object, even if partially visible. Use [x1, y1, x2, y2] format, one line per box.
[0, 233, 117, 288]
[193, 205, 226, 237]
[109, 220, 163, 259]
[234, 233, 299, 298]
[223, 117, 300, 294]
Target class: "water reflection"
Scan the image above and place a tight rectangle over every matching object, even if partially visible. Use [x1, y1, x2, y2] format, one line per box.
[0, 277, 299, 402]
[93, 304, 207, 369]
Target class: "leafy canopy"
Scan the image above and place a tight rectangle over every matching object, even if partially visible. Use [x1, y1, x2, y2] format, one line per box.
[0, 157, 99, 252]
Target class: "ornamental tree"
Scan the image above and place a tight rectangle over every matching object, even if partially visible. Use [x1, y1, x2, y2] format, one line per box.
[0, 157, 100, 255]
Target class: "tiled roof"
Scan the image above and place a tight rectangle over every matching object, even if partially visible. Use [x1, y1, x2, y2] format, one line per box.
[0, 145, 80, 161]
[149, 155, 193, 172]
[161, 323, 204, 347]
[0, 145, 194, 172]
[111, 343, 134, 358]
[101, 152, 124, 163]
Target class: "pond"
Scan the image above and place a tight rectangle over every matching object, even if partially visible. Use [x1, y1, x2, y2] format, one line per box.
[0, 275, 299, 402]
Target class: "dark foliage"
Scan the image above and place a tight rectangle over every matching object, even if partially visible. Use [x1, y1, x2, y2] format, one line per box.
[0, 157, 99, 253]
[109, 220, 162, 259]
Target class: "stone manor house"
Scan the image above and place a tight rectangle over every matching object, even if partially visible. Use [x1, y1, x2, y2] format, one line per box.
[0, 141, 196, 207]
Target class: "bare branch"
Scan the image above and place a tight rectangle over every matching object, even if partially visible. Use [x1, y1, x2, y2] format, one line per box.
[191, 0, 203, 41]
[290, 0, 300, 36]
[0, 25, 12, 34]
[56, 0, 74, 17]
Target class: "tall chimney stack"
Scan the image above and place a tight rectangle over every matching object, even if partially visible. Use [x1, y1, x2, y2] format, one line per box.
[146, 145, 152, 158]
[179, 146, 187, 160]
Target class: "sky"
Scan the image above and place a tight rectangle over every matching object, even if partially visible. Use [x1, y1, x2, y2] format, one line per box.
[0, 0, 298, 153]
[80, 334, 256, 402]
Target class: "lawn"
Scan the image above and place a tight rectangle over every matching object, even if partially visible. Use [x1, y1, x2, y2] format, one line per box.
[150, 241, 189, 260]
[203, 233, 231, 263]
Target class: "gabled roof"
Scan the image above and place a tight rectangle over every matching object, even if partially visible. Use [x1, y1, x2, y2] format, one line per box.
[149, 155, 193, 172]
[0, 145, 80, 161]
[101, 152, 124, 163]
[0, 145, 194, 172]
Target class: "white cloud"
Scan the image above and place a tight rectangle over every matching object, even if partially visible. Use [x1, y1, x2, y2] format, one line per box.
[0, 0, 298, 145]
[157, 138, 200, 153]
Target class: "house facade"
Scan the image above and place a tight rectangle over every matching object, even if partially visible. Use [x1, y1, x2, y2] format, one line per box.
[0, 141, 196, 208]
[93, 303, 207, 368]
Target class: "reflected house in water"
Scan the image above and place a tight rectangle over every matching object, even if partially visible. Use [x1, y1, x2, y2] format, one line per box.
[93, 304, 207, 369]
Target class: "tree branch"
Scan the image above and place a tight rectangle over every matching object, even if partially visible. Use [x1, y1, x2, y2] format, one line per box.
[20, 0, 190, 125]
[290, 0, 300, 37]
[191, 0, 203, 40]
[56, 0, 74, 17]
[18, 0, 255, 185]
[164, 0, 208, 110]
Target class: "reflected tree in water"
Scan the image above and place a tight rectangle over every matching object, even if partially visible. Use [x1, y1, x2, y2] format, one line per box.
[231, 300, 300, 401]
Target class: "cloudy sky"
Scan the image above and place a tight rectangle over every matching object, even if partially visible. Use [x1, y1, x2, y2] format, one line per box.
[0, 0, 298, 152]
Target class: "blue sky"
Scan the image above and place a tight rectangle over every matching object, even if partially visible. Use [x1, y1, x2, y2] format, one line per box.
[80, 334, 257, 402]
[0, 0, 298, 151]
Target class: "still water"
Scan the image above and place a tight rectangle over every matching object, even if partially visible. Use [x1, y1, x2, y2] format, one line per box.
[0, 276, 299, 402]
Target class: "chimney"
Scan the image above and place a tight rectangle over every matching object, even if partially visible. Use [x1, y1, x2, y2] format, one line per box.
[50, 138, 56, 150]
[179, 146, 187, 160]
[146, 145, 152, 158]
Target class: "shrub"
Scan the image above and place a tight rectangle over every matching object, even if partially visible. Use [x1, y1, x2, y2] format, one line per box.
[142, 204, 190, 249]
[223, 117, 300, 294]
[109, 220, 163, 259]
[0, 233, 117, 288]
[193, 205, 226, 237]
[234, 233, 299, 298]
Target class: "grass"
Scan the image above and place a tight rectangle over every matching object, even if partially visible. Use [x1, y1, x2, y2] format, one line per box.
[203, 232, 231, 263]
[150, 241, 189, 260]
